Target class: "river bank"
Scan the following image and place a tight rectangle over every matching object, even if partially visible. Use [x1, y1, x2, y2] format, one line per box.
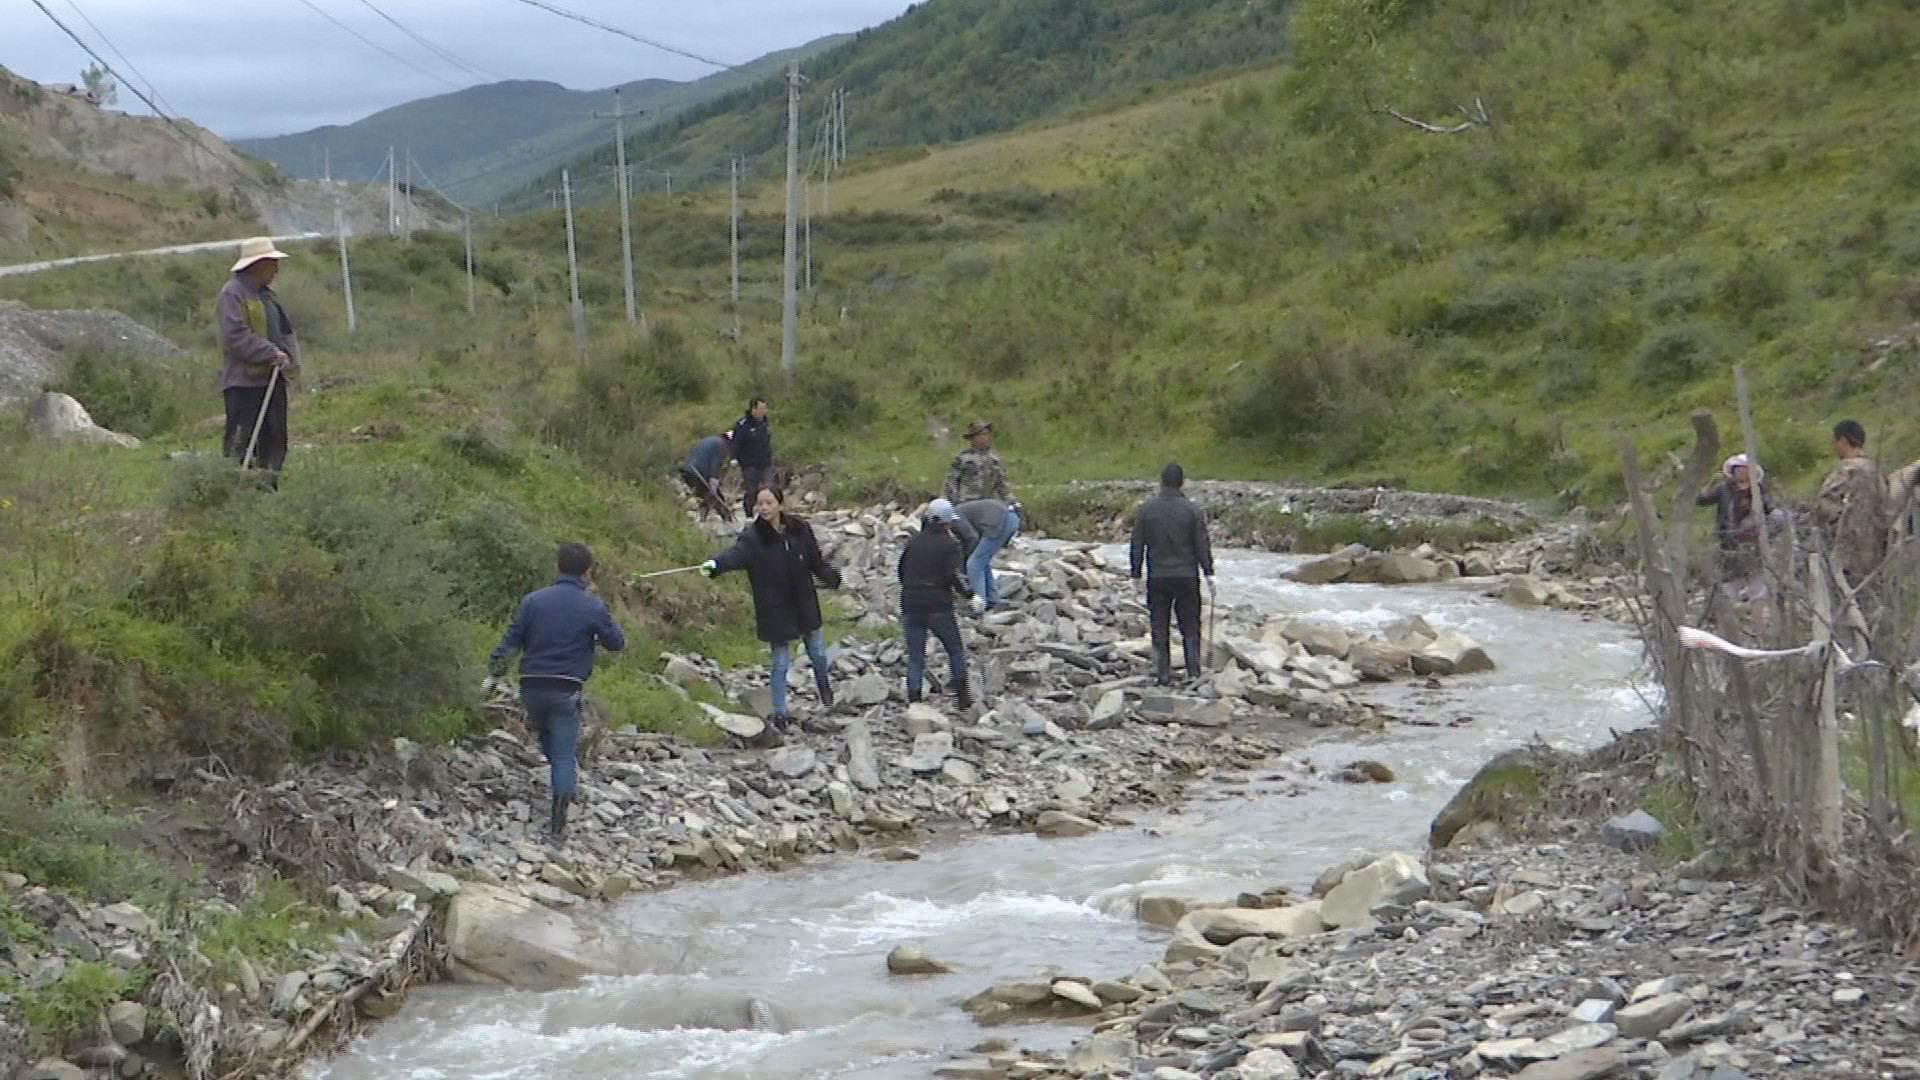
[941, 732, 1920, 1080]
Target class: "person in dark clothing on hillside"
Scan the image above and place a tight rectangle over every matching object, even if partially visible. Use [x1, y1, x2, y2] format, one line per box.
[901, 502, 975, 710]
[216, 237, 300, 481]
[489, 543, 627, 844]
[730, 398, 775, 520]
[702, 485, 842, 732]
[678, 432, 734, 520]
[1130, 464, 1215, 686]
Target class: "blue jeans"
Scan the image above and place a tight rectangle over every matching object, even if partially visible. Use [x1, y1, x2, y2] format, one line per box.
[768, 630, 831, 716]
[903, 604, 967, 697]
[967, 509, 1021, 608]
[520, 685, 582, 798]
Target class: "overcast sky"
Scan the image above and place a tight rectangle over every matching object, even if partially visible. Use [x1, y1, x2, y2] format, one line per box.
[3, 0, 912, 138]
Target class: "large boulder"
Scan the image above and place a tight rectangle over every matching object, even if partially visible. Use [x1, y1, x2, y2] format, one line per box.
[1383, 615, 1438, 649]
[27, 392, 140, 448]
[1429, 748, 1553, 848]
[1501, 574, 1555, 607]
[1346, 639, 1411, 681]
[1410, 631, 1496, 676]
[1283, 554, 1354, 585]
[1176, 902, 1327, 946]
[0, 300, 185, 407]
[1350, 552, 1442, 585]
[1269, 618, 1351, 659]
[444, 883, 642, 989]
[1320, 853, 1429, 928]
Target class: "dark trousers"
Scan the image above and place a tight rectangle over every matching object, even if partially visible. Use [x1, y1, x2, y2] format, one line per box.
[222, 382, 288, 473]
[1148, 576, 1203, 683]
[520, 685, 582, 798]
[903, 603, 968, 699]
[678, 466, 727, 517]
[740, 464, 773, 517]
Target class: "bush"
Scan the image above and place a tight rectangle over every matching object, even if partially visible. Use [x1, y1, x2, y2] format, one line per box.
[439, 500, 547, 620]
[1634, 320, 1723, 386]
[1503, 181, 1586, 240]
[10, 961, 142, 1053]
[51, 347, 199, 439]
[1715, 253, 1790, 316]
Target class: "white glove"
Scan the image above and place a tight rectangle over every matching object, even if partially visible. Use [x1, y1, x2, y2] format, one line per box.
[481, 676, 515, 697]
[971, 597, 987, 615]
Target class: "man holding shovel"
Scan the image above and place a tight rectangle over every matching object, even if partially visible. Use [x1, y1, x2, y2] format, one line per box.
[216, 237, 299, 481]
[1129, 464, 1215, 686]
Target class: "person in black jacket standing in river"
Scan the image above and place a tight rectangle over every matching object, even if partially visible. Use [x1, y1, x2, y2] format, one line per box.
[1129, 464, 1215, 686]
[730, 398, 774, 521]
[901, 501, 976, 710]
[702, 485, 841, 731]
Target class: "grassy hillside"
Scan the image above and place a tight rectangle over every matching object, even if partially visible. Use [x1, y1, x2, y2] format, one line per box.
[237, 36, 846, 207]
[773, 0, 1920, 505]
[515, 0, 1293, 208]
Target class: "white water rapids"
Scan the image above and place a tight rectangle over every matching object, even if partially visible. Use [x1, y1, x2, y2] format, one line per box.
[308, 546, 1652, 1079]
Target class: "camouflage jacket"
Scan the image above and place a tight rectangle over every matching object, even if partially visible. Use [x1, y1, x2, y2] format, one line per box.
[1816, 455, 1888, 580]
[944, 448, 1010, 505]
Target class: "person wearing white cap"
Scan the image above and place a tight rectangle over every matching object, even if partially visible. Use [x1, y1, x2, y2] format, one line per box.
[216, 237, 300, 478]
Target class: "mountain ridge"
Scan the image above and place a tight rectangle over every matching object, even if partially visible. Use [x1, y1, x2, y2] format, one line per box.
[237, 36, 848, 207]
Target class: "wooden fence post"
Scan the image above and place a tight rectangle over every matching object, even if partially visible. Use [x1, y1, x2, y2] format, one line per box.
[1808, 552, 1845, 856]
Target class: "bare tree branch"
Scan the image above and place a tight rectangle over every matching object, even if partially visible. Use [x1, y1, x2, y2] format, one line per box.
[1377, 96, 1492, 134]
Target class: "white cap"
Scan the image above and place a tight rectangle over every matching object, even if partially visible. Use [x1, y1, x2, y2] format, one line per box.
[927, 498, 958, 522]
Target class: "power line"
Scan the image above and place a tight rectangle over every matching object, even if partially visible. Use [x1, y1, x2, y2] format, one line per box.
[58, 0, 172, 114]
[292, 0, 464, 91]
[501, 0, 743, 71]
[352, 0, 503, 85]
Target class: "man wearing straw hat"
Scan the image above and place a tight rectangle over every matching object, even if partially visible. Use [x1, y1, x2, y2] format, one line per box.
[217, 237, 300, 480]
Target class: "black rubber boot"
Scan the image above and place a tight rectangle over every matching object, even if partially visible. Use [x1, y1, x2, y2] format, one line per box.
[547, 795, 572, 844]
[907, 689, 923, 704]
[816, 676, 836, 710]
[956, 687, 976, 712]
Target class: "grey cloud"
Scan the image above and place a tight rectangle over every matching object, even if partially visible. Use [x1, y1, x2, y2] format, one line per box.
[1, 0, 910, 137]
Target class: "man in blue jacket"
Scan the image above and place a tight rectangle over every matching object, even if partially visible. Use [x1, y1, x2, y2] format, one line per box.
[489, 543, 627, 843]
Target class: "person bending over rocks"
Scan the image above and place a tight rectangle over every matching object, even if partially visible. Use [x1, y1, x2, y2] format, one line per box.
[489, 542, 627, 844]
[703, 486, 843, 733]
[678, 431, 734, 520]
[902, 500, 976, 710]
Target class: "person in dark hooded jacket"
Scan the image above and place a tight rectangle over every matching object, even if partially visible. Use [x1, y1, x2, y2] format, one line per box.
[900, 503, 975, 709]
[702, 484, 841, 730]
[1130, 463, 1215, 685]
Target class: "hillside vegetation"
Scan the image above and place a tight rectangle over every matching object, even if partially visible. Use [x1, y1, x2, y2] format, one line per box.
[237, 36, 845, 207]
[517, 0, 1292, 207]
[780, 0, 1920, 504]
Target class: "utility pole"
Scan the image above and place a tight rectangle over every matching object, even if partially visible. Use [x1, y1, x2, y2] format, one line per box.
[803, 178, 813, 292]
[781, 61, 802, 371]
[838, 89, 848, 163]
[729, 155, 741, 339]
[403, 148, 414, 241]
[823, 103, 833, 216]
[463, 213, 475, 316]
[336, 199, 357, 333]
[562, 168, 584, 347]
[596, 89, 639, 326]
[386, 146, 396, 237]
[323, 146, 330, 183]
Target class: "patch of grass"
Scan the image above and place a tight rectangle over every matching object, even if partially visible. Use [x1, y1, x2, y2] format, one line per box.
[1640, 777, 1703, 862]
[198, 878, 363, 986]
[6, 961, 145, 1053]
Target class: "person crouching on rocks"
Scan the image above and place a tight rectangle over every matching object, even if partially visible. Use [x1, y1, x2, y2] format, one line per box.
[488, 542, 627, 845]
[901, 500, 976, 712]
[702, 486, 842, 732]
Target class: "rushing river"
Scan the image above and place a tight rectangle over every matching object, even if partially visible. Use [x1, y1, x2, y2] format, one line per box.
[309, 547, 1651, 1080]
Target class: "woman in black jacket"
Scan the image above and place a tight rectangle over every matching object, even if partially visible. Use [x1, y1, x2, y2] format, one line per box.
[702, 485, 841, 730]
[901, 502, 975, 710]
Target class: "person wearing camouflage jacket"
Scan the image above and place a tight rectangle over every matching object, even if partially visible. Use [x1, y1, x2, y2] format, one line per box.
[1816, 420, 1889, 586]
[944, 419, 1010, 505]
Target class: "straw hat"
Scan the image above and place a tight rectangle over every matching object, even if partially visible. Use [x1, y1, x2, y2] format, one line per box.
[231, 237, 289, 273]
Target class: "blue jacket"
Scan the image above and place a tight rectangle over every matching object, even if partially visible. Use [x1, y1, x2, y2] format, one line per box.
[685, 434, 731, 480]
[489, 576, 626, 683]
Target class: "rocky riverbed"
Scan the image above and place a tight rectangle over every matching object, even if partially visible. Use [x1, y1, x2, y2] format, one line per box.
[936, 814, 1920, 1080]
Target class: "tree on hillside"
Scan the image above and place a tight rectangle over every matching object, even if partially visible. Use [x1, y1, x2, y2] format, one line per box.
[80, 63, 117, 107]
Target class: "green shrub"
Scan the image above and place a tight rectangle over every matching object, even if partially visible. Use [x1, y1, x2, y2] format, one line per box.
[439, 500, 547, 620]
[9, 961, 143, 1052]
[1634, 320, 1723, 386]
[1503, 181, 1585, 240]
[1715, 253, 1791, 316]
[50, 347, 200, 439]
